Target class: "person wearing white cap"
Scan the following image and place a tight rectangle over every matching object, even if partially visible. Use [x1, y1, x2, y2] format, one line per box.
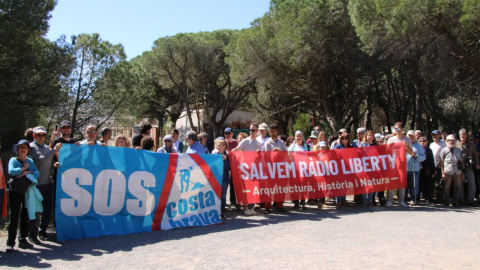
[440, 135, 463, 206]
[157, 135, 177, 153]
[256, 122, 269, 149]
[375, 133, 383, 144]
[30, 126, 62, 241]
[330, 128, 347, 149]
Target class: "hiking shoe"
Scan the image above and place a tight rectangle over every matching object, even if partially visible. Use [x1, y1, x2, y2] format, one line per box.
[220, 213, 227, 219]
[276, 207, 287, 213]
[250, 208, 258, 215]
[292, 202, 300, 209]
[6, 245, 15, 253]
[317, 203, 324, 209]
[39, 231, 49, 241]
[18, 240, 33, 249]
[301, 204, 307, 210]
[385, 201, 393, 208]
[29, 237, 41, 245]
[399, 201, 409, 207]
[244, 209, 253, 216]
[264, 209, 270, 214]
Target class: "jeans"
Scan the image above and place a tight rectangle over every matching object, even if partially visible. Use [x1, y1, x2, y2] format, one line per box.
[362, 193, 373, 203]
[7, 190, 36, 246]
[220, 179, 230, 213]
[38, 183, 53, 233]
[406, 171, 420, 204]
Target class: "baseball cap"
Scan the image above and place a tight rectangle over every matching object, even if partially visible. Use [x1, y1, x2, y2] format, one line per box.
[431, 130, 440, 135]
[34, 126, 47, 134]
[224, 127, 232, 133]
[259, 123, 268, 131]
[473, 132, 480, 139]
[319, 141, 327, 147]
[338, 128, 347, 134]
[357, 127, 366, 134]
[407, 130, 415, 136]
[374, 133, 382, 139]
[310, 130, 319, 138]
[60, 120, 72, 127]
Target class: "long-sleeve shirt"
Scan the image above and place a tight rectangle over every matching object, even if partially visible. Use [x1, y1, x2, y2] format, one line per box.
[8, 157, 40, 179]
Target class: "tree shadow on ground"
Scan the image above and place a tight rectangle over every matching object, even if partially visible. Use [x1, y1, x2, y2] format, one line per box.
[0, 200, 478, 268]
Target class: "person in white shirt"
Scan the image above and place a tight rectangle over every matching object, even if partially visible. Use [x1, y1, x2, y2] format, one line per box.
[256, 122, 269, 149]
[429, 130, 446, 204]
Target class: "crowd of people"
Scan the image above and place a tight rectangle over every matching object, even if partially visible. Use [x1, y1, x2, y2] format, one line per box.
[1, 120, 479, 253]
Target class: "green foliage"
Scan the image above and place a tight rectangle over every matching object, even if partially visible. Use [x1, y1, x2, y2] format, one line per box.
[0, 0, 71, 150]
[59, 33, 127, 134]
[292, 113, 312, 136]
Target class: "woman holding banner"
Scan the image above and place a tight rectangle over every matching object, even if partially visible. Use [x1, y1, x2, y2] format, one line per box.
[359, 131, 378, 206]
[334, 133, 352, 208]
[288, 130, 309, 210]
[212, 137, 230, 219]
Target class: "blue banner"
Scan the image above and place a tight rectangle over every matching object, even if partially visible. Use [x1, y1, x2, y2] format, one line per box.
[55, 144, 223, 241]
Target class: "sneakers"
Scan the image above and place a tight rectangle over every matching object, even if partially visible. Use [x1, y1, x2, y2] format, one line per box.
[250, 208, 258, 215]
[244, 209, 254, 216]
[385, 201, 393, 208]
[276, 207, 287, 213]
[264, 209, 270, 214]
[6, 245, 15, 253]
[409, 201, 416, 207]
[425, 200, 430, 206]
[301, 204, 307, 210]
[220, 213, 227, 219]
[18, 240, 33, 249]
[399, 201, 409, 207]
[293, 202, 300, 209]
[317, 203, 324, 209]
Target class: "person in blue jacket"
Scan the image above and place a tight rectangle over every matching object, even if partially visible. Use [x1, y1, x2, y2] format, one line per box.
[406, 131, 426, 206]
[6, 140, 40, 253]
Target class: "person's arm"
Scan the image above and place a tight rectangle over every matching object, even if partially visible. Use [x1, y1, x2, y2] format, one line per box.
[415, 145, 426, 163]
[8, 158, 22, 176]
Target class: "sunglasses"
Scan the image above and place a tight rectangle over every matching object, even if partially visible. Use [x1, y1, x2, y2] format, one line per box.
[62, 126, 71, 129]
[86, 130, 96, 134]
[341, 138, 348, 140]
[224, 132, 232, 135]
[249, 129, 258, 132]
[36, 134, 46, 137]
[164, 140, 172, 143]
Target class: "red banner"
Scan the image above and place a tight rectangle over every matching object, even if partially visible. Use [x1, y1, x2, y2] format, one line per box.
[230, 144, 407, 204]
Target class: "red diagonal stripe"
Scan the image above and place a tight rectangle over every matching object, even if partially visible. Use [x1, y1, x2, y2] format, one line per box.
[152, 154, 178, 231]
[189, 154, 222, 198]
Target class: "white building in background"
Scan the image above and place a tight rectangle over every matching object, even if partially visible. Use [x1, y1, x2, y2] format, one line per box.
[175, 108, 256, 137]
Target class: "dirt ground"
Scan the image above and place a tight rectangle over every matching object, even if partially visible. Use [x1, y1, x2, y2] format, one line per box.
[0, 197, 479, 269]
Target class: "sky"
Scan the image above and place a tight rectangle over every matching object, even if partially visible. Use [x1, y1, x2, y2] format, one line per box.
[46, 0, 271, 59]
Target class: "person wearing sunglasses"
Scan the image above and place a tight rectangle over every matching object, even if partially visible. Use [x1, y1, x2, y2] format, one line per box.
[157, 135, 177, 153]
[224, 127, 238, 151]
[80, 125, 105, 146]
[29, 126, 62, 242]
[232, 123, 262, 216]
